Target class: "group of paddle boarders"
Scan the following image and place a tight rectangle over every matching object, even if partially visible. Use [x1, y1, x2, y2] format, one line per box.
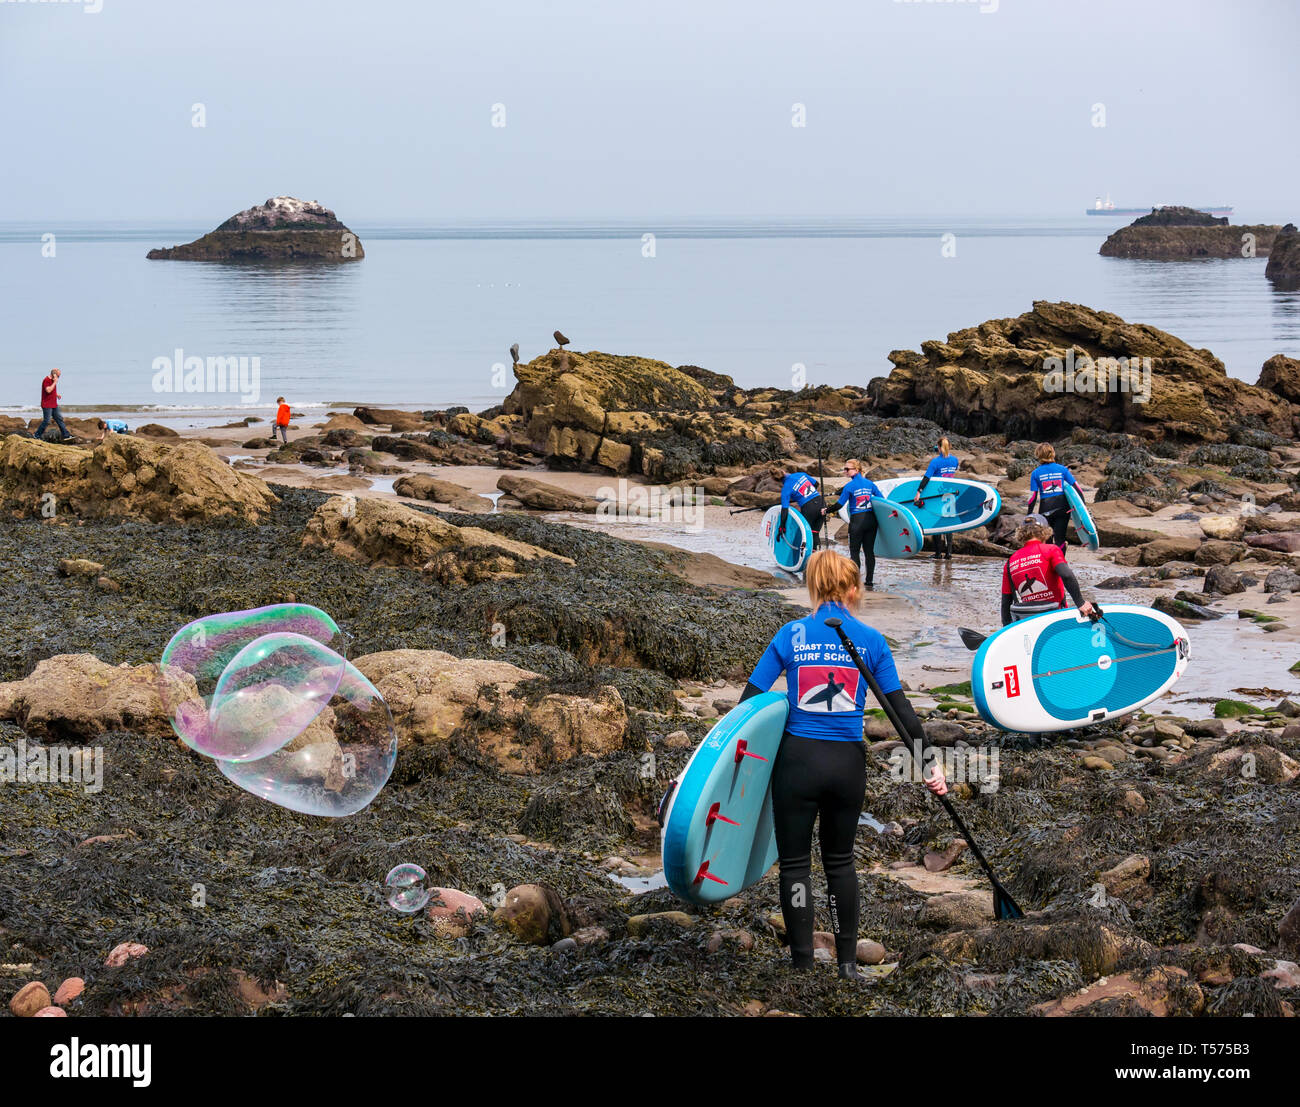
[750, 440, 1097, 976]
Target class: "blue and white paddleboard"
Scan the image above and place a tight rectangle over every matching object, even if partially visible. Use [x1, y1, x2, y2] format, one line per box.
[876, 477, 1001, 535]
[762, 505, 814, 572]
[872, 497, 924, 559]
[1064, 483, 1099, 550]
[971, 605, 1190, 733]
[660, 692, 789, 905]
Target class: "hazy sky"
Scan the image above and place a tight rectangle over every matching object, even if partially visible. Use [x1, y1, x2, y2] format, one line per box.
[3, 0, 1297, 224]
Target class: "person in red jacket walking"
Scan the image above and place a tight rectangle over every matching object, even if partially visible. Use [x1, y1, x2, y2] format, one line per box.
[35, 368, 72, 442]
[274, 396, 291, 444]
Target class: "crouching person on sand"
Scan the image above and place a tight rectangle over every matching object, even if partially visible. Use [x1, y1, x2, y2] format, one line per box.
[739, 550, 946, 981]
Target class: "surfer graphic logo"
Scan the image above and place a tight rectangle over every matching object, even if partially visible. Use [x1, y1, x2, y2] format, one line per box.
[797, 666, 859, 712]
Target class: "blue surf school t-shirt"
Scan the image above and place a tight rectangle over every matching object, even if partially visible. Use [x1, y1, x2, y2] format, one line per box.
[747, 602, 901, 741]
[836, 474, 881, 516]
[925, 454, 959, 479]
[1029, 463, 1076, 506]
[781, 472, 820, 508]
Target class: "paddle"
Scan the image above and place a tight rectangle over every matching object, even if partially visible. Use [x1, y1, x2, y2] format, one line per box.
[825, 616, 1025, 921]
[958, 627, 987, 651]
[816, 442, 829, 549]
[728, 506, 763, 516]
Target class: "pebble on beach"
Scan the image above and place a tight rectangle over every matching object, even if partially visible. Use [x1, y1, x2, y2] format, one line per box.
[9, 981, 51, 1018]
[104, 942, 149, 968]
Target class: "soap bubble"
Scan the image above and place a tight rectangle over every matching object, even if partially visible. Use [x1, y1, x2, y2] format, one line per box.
[385, 864, 430, 913]
[160, 604, 347, 758]
[158, 604, 396, 817]
[217, 653, 396, 817]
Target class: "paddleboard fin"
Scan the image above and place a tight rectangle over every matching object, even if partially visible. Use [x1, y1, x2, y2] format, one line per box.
[693, 861, 727, 886]
[734, 739, 768, 764]
[705, 802, 739, 828]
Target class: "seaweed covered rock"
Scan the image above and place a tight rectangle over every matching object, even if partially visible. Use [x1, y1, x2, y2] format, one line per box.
[0, 435, 279, 524]
[1257, 352, 1300, 403]
[301, 496, 573, 576]
[353, 649, 626, 771]
[1100, 208, 1279, 260]
[0, 654, 191, 740]
[147, 196, 363, 262]
[867, 301, 1296, 442]
[1032, 966, 1203, 1016]
[1265, 223, 1300, 291]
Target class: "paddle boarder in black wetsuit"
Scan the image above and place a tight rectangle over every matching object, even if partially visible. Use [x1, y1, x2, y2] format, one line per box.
[740, 550, 947, 981]
[1001, 514, 1095, 624]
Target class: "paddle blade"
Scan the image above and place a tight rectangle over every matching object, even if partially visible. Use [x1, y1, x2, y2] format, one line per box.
[993, 884, 1024, 920]
[958, 627, 987, 651]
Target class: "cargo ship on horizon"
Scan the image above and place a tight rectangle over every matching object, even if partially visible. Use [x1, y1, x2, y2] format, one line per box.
[1087, 194, 1233, 218]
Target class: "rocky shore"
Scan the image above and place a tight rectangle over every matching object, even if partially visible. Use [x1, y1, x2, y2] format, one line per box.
[147, 197, 364, 262]
[2, 306, 1299, 1017]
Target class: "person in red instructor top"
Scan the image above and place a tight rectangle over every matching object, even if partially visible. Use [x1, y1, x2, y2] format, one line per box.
[1001, 513, 1095, 625]
[274, 396, 291, 444]
[35, 368, 73, 442]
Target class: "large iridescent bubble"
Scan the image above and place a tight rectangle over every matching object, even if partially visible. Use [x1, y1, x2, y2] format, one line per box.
[159, 604, 396, 817]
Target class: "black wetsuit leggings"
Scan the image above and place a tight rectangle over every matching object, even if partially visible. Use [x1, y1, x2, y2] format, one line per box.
[798, 496, 825, 549]
[847, 511, 878, 583]
[771, 731, 866, 968]
[1043, 501, 1070, 548]
[931, 531, 953, 556]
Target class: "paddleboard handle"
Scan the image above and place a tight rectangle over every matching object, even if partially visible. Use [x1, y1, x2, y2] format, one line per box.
[693, 861, 728, 886]
[734, 739, 768, 764]
[705, 802, 740, 828]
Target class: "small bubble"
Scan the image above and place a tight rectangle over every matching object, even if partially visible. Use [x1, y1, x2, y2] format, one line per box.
[385, 864, 430, 913]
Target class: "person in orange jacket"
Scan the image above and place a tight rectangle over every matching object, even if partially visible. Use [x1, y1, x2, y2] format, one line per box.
[274, 397, 291, 444]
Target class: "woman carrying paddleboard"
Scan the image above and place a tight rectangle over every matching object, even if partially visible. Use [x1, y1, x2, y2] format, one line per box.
[777, 470, 825, 551]
[832, 459, 882, 589]
[1026, 443, 1079, 550]
[1001, 514, 1096, 625]
[915, 437, 959, 560]
[740, 550, 947, 980]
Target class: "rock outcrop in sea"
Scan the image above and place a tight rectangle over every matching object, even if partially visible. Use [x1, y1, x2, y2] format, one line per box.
[867, 300, 1296, 441]
[1099, 206, 1280, 260]
[147, 196, 364, 261]
[1265, 223, 1300, 290]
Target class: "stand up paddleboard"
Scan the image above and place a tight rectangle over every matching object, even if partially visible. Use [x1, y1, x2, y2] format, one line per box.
[660, 692, 789, 904]
[762, 505, 814, 572]
[876, 477, 1001, 535]
[971, 605, 1190, 733]
[1064, 484, 1099, 550]
[872, 497, 924, 558]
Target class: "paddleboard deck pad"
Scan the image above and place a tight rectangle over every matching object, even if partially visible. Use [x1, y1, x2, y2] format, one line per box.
[762, 505, 814, 572]
[972, 605, 1190, 733]
[1064, 483, 1100, 550]
[660, 692, 789, 904]
[872, 496, 924, 558]
[876, 477, 1001, 535]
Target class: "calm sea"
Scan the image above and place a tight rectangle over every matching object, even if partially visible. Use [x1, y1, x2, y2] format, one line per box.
[3, 217, 1298, 428]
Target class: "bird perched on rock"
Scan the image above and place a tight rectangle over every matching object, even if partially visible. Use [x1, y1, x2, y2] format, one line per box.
[509, 343, 520, 365]
[553, 330, 570, 348]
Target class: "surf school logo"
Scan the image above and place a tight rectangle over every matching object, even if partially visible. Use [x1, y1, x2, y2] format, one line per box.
[1003, 666, 1021, 698]
[796, 666, 859, 712]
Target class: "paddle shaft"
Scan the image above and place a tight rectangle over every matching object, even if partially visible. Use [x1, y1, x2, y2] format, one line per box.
[825, 617, 1018, 911]
[816, 443, 829, 548]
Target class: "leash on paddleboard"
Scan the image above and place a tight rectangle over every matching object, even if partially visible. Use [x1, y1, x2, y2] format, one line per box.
[825, 616, 1025, 921]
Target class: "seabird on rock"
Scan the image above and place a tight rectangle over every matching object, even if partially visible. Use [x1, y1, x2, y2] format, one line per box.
[553, 330, 570, 348]
[509, 343, 520, 365]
